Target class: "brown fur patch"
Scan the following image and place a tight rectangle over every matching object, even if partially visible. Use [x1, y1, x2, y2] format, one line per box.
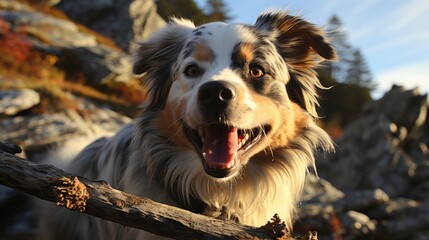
[232, 43, 255, 66]
[275, 16, 337, 68]
[156, 95, 193, 149]
[192, 42, 214, 62]
[263, 102, 310, 149]
[247, 93, 294, 149]
[238, 43, 255, 63]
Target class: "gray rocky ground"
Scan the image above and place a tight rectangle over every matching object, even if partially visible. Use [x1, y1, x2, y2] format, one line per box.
[295, 86, 429, 240]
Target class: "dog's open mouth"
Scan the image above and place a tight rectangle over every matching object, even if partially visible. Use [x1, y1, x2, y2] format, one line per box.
[184, 123, 271, 178]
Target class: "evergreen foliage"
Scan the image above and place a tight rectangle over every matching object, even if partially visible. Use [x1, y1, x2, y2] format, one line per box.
[318, 15, 374, 133]
[318, 69, 372, 129]
[155, 0, 230, 25]
[324, 15, 374, 89]
[346, 49, 375, 89]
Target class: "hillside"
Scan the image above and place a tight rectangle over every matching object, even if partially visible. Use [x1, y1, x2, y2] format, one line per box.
[0, 1, 428, 239]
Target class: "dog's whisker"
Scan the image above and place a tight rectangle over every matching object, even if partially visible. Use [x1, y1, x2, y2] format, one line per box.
[167, 126, 183, 143]
[166, 118, 182, 131]
[260, 124, 274, 161]
[162, 119, 183, 143]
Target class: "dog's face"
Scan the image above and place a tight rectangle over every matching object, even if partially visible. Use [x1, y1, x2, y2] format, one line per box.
[133, 11, 336, 179]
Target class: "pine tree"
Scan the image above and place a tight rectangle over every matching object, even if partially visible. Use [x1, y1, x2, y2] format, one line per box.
[156, 0, 231, 25]
[204, 0, 231, 22]
[324, 15, 374, 89]
[346, 49, 374, 88]
[156, 0, 207, 25]
[325, 15, 353, 82]
[318, 15, 374, 131]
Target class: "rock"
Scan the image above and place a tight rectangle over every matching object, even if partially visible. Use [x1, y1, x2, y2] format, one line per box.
[295, 203, 336, 236]
[0, 97, 130, 152]
[378, 201, 429, 239]
[362, 85, 428, 140]
[296, 86, 429, 240]
[55, 0, 166, 51]
[72, 96, 131, 133]
[0, 89, 40, 116]
[333, 189, 389, 212]
[409, 180, 429, 200]
[318, 86, 427, 197]
[413, 162, 429, 182]
[0, 113, 86, 151]
[62, 45, 132, 84]
[339, 210, 376, 239]
[0, 0, 33, 11]
[0, 0, 133, 86]
[29, 0, 61, 6]
[0, 7, 97, 48]
[297, 188, 386, 239]
[0, 142, 22, 155]
[367, 198, 419, 219]
[407, 141, 429, 164]
[302, 173, 345, 203]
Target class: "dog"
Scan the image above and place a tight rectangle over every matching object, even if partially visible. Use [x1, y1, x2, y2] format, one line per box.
[38, 10, 336, 240]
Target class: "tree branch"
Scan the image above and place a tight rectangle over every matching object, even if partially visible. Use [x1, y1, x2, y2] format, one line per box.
[0, 142, 316, 240]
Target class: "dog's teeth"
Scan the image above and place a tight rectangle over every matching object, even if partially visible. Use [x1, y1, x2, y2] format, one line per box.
[237, 133, 250, 149]
[244, 133, 249, 142]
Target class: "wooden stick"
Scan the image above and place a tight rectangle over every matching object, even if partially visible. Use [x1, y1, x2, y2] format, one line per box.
[0, 142, 316, 240]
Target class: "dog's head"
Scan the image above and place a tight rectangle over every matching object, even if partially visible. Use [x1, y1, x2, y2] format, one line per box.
[133, 11, 336, 179]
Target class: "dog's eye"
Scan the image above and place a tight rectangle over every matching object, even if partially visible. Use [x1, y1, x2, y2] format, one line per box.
[249, 65, 265, 78]
[184, 64, 201, 77]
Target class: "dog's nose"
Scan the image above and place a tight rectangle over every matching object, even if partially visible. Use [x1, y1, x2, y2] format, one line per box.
[198, 81, 236, 110]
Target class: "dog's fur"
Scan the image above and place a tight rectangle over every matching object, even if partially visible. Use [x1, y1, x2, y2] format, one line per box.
[38, 10, 336, 240]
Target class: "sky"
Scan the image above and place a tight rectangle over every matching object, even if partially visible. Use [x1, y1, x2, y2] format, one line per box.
[196, 0, 429, 98]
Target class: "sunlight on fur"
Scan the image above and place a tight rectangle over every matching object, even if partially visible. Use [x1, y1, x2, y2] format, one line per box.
[38, 10, 336, 240]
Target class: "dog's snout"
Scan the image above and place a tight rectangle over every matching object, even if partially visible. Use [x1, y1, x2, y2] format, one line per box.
[198, 81, 236, 106]
[198, 81, 237, 121]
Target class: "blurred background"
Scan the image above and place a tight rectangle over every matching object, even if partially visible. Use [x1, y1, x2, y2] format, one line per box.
[0, 0, 428, 239]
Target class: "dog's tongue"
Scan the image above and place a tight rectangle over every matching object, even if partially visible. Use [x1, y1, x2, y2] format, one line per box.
[202, 125, 238, 169]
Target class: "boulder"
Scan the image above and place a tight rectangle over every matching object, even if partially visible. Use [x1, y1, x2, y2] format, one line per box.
[301, 173, 345, 203]
[378, 200, 429, 239]
[339, 210, 377, 239]
[0, 0, 132, 86]
[318, 86, 427, 197]
[296, 86, 429, 240]
[362, 85, 428, 141]
[61, 45, 132, 84]
[0, 89, 40, 116]
[0, 96, 130, 152]
[0, 112, 86, 151]
[55, 0, 165, 51]
[0, 6, 97, 48]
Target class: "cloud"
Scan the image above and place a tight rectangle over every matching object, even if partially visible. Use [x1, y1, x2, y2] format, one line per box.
[345, 0, 429, 44]
[349, 0, 380, 18]
[375, 60, 429, 96]
[366, 31, 429, 54]
[384, 1, 429, 33]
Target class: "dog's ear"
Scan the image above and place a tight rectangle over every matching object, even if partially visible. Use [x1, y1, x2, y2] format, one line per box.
[133, 18, 195, 110]
[255, 11, 337, 117]
[255, 11, 337, 67]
